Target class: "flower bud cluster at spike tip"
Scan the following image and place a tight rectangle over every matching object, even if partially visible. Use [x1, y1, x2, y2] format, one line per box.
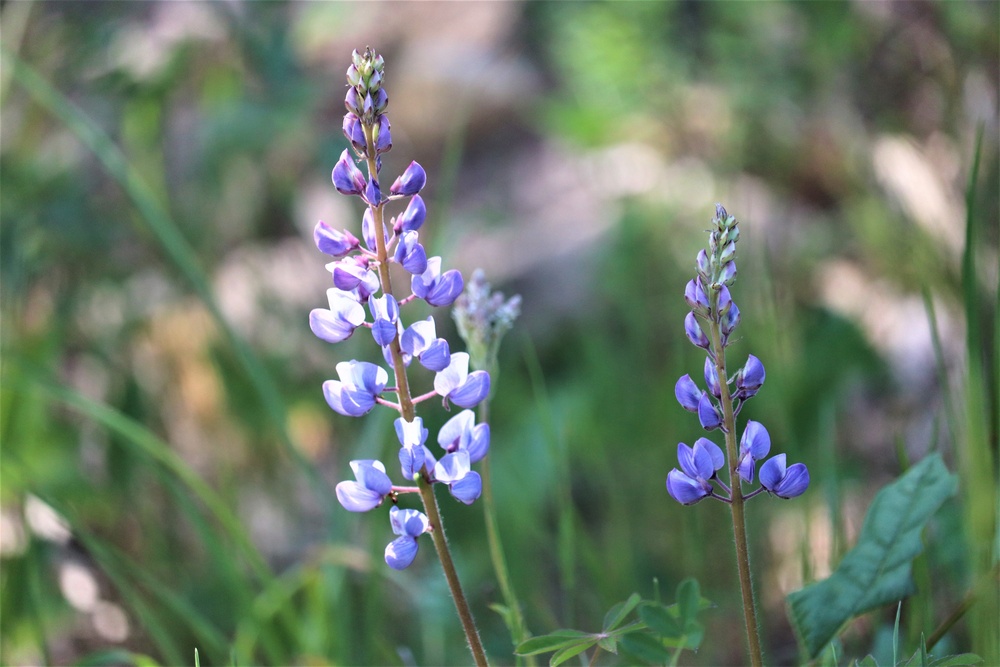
[666, 205, 809, 506]
[311, 49, 501, 570]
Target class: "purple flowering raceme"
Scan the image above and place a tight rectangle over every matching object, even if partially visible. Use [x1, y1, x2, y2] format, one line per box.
[308, 47, 491, 666]
[664, 204, 809, 667]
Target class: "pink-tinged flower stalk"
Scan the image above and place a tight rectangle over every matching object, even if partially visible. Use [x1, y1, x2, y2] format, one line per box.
[309, 47, 489, 666]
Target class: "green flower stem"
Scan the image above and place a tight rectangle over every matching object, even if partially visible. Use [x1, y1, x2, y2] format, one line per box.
[707, 305, 764, 667]
[361, 125, 488, 667]
[478, 399, 533, 665]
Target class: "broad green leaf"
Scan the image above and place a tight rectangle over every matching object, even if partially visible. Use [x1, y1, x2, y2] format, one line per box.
[619, 632, 673, 665]
[788, 455, 957, 659]
[676, 578, 701, 628]
[603, 592, 642, 631]
[516, 630, 593, 656]
[638, 604, 682, 638]
[550, 641, 595, 667]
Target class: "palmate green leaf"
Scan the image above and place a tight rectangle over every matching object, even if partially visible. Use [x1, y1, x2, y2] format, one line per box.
[788, 454, 957, 659]
[603, 592, 642, 631]
[638, 604, 682, 638]
[676, 578, 700, 628]
[619, 632, 673, 665]
[516, 630, 594, 656]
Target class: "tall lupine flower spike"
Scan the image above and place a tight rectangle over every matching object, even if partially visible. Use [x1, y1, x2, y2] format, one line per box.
[664, 205, 810, 667]
[310, 47, 489, 666]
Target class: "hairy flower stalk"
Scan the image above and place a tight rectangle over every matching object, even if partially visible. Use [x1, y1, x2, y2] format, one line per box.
[315, 48, 489, 666]
[666, 205, 810, 667]
[454, 271, 530, 662]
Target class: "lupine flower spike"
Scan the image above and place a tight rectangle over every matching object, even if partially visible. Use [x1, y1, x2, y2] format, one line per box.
[665, 205, 809, 667]
[310, 47, 489, 666]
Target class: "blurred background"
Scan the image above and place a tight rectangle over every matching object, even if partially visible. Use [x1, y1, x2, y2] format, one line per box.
[2, 1, 997, 665]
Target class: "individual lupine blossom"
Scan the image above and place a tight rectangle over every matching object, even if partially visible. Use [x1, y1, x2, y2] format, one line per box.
[666, 204, 809, 505]
[312, 47, 493, 569]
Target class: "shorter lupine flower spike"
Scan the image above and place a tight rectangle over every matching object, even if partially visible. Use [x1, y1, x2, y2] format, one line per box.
[390, 161, 427, 196]
[310, 288, 366, 344]
[314, 221, 360, 257]
[434, 352, 491, 409]
[438, 409, 490, 463]
[697, 392, 722, 430]
[684, 311, 710, 349]
[759, 454, 810, 499]
[323, 360, 388, 417]
[452, 269, 523, 375]
[412, 257, 464, 307]
[737, 420, 771, 482]
[332, 149, 366, 195]
[675, 374, 702, 413]
[385, 506, 431, 570]
[666, 438, 725, 505]
[336, 460, 392, 512]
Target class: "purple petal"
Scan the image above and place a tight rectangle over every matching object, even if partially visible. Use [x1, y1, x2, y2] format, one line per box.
[425, 269, 464, 307]
[335, 481, 384, 512]
[719, 260, 737, 285]
[390, 161, 427, 196]
[741, 421, 771, 460]
[775, 463, 810, 498]
[364, 176, 381, 206]
[684, 278, 710, 313]
[667, 469, 710, 505]
[433, 452, 470, 484]
[438, 410, 475, 453]
[694, 438, 725, 471]
[759, 454, 787, 491]
[332, 150, 365, 195]
[375, 114, 391, 154]
[704, 358, 722, 398]
[684, 312, 710, 349]
[396, 195, 426, 233]
[434, 352, 469, 397]
[394, 416, 428, 448]
[675, 375, 701, 412]
[351, 459, 392, 496]
[373, 87, 388, 112]
[419, 339, 451, 372]
[331, 260, 369, 291]
[393, 230, 428, 275]
[717, 285, 733, 316]
[384, 536, 419, 570]
[697, 392, 722, 430]
[737, 452, 756, 483]
[314, 221, 359, 257]
[400, 317, 436, 356]
[465, 422, 490, 463]
[722, 303, 741, 339]
[676, 443, 698, 479]
[449, 371, 491, 408]
[739, 354, 766, 391]
[342, 113, 365, 152]
[398, 445, 424, 479]
[449, 471, 482, 505]
[389, 506, 430, 537]
[309, 295, 365, 343]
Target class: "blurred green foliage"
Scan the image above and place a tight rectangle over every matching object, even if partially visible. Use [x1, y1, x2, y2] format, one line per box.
[1, 2, 997, 665]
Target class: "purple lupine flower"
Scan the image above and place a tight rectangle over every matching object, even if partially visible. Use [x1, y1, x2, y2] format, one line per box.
[433, 451, 482, 505]
[721, 302, 741, 343]
[343, 113, 366, 154]
[434, 352, 491, 409]
[412, 257, 464, 307]
[309, 288, 366, 344]
[719, 260, 737, 285]
[345, 88, 361, 115]
[368, 294, 399, 347]
[666, 439, 724, 505]
[704, 357, 722, 399]
[759, 454, 810, 499]
[394, 230, 428, 275]
[332, 149, 366, 195]
[364, 175, 382, 206]
[374, 114, 391, 154]
[360, 208, 389, 253]
[395, 195, 426, 233]
[336, 459, 392, 512]
[400, 317, 452, 371]
[330, 257, 372, 292]
[696, 249, 711, 279]
[314, 221, 360, 257]
[697, 392, 722, 430]
[390, 161, 427, 196]
[684, 278, 710, 314]
[396, 416, 428, 479]
[737, 420, 771, 482]
[684, 311, 710, 349]
[322, 360, 388, 417]
[735, 354, 765, 400]
[373, 87, 388, 112]
[385, 506, 430, 570]
[438, 409, 490, 463]
[675, 374, 702, 412]
[716, 285, 733, 316]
